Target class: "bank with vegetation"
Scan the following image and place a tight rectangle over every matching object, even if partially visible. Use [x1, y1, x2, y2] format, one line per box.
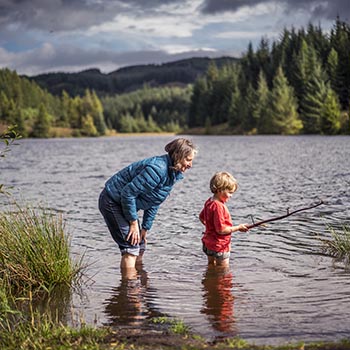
[1, 18, 350, 137]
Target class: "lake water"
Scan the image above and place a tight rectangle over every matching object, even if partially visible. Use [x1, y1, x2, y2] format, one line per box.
[1, 135, 350, 345]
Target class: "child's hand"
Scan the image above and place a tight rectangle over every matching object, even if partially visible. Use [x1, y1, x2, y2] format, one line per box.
[238, 224, 249, 232]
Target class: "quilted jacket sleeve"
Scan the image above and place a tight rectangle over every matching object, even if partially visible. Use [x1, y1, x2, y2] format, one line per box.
[142, 205, 160, 230]
[120, 164, 162, 223]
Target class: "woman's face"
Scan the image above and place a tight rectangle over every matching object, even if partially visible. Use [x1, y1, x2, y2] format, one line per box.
[179, 151, 195, 172]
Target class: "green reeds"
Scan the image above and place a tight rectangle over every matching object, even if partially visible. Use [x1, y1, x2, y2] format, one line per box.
[319, 225, 350, 265]
[0, 311, 109, 350]
[0, 204, 84, 294]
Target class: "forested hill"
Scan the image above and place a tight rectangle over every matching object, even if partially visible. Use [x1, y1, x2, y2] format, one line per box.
[27, 57, 239, 97]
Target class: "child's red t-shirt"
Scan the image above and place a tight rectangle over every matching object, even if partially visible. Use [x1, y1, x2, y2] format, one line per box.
[200, 197, 233, 253]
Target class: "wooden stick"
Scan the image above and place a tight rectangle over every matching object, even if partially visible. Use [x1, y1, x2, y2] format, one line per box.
[246, 200, 324, 229]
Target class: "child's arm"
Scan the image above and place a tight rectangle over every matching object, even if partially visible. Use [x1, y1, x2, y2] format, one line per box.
[218, 223, 249, 235]
[231, 223, 249, 233]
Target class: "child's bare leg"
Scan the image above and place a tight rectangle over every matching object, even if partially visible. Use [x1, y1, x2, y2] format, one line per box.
[207, 256, 216, 265]
[216, 257, 229, 267]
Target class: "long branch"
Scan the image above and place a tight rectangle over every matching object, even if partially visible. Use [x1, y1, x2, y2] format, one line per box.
[246, 200, 324, 229]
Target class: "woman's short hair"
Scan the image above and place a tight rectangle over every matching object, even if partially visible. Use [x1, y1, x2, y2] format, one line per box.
[165, 138, 197, 171]
[210, 172, 238, 193]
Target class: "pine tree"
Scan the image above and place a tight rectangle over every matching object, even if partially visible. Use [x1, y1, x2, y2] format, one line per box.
[228, 88, 242, 131]
[58, 90, 71, 127]
[31, 104, 51, 138]
[13, 109, 27, 138]
[300, 63, 327, 133]
[188, 77, 208, 127]
[120, 113, 138, 133]
[326, 48, 339, 93]
[70, 96, 83, 129]
[290, 39, 311, 104]
[241, 42, 260, 88]
[211, 65, 238, 125]
[81, 114, 98, 136]
[320, 86, 341, 134]
[241, 83, 256, 132]
[255, 71, 270, 133]
[266, 66, 301, 134]
[0, 92, 10, 122]
[91, 90, 106, 135]
[330, 16, 350, 109]
[256, 37, 271, 84]
[147, 115, 161, 132]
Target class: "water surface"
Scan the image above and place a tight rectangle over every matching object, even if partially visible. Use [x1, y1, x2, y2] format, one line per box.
[1, 135, 349, 345]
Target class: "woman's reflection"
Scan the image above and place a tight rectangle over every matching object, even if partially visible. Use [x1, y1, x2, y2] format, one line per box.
[105, 263, 163, 327]
[104, 264, 149, 327]
[201, 264, 237, 336]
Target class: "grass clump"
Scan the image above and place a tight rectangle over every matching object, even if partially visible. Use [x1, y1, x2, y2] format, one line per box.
[0, 204, 84, 294]
[319, 225, 350, 265]
[151, 316, 190, 335]
[0, 312, 110, 350]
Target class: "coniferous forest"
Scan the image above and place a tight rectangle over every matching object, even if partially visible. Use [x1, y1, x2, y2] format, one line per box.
[1, 18, 350, 137]
[188, 17, 350, 135]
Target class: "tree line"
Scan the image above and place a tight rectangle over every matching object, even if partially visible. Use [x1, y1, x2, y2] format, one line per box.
[189, 17, 350, 134]
[0, 68, 190, 136]
[101, 85, 191, 133]
[0, 68, 107, 137]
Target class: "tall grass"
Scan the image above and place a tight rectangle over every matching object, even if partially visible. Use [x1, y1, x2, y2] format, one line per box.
[0, 311, 109, 350]
[319, 225, 350, 265]
[0, 204, 84, 294]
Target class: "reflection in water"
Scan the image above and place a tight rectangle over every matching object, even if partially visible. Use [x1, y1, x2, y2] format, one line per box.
[15, 285, 73, 326]
[201, 265, 237, 338]
[103, 264, 161, 327]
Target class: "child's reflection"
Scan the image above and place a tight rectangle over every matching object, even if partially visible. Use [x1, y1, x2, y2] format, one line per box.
[104, 264, 149, 327]
[201, 265, 237, 335]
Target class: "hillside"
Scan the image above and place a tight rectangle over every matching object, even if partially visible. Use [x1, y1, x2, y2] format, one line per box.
[27, 56, 239, 97]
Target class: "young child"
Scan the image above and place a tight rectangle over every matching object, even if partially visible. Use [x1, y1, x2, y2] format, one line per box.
[199, 171, 249, 266]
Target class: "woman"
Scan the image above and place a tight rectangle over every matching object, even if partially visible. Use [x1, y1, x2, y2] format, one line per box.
[99, 138, 197, 270]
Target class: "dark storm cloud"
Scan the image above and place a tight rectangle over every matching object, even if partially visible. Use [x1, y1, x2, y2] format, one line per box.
[0, 0, 186, 32]
[116, 0, 177, 5]
[0, 0, 122, 31]
[201, 0, 261, 14]
[201, 0, 350, 20]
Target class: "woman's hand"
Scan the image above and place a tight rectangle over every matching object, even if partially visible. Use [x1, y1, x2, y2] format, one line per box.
[127, 220, 141, 245]
[140, 228, 148, 245]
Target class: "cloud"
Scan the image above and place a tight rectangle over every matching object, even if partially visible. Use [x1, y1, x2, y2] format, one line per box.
[0, 0, 347, 75]
[200, 0, 350, 20]
[0, 0, 122, 32]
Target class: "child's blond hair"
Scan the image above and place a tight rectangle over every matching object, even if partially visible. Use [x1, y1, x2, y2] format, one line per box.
[210, 171, 238, 194]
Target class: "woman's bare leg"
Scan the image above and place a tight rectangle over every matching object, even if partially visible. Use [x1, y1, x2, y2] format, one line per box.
[136, 250, 144, 266]
[121, 253, 137, 269]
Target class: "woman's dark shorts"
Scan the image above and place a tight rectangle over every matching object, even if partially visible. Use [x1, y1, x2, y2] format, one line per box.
[99, 188, 145, 256]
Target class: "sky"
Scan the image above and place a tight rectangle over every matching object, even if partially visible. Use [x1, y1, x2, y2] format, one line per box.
[0, 0, 349, 76]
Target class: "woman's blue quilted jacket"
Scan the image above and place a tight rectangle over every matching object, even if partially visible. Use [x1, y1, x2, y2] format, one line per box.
[105, 154, 183, 230]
